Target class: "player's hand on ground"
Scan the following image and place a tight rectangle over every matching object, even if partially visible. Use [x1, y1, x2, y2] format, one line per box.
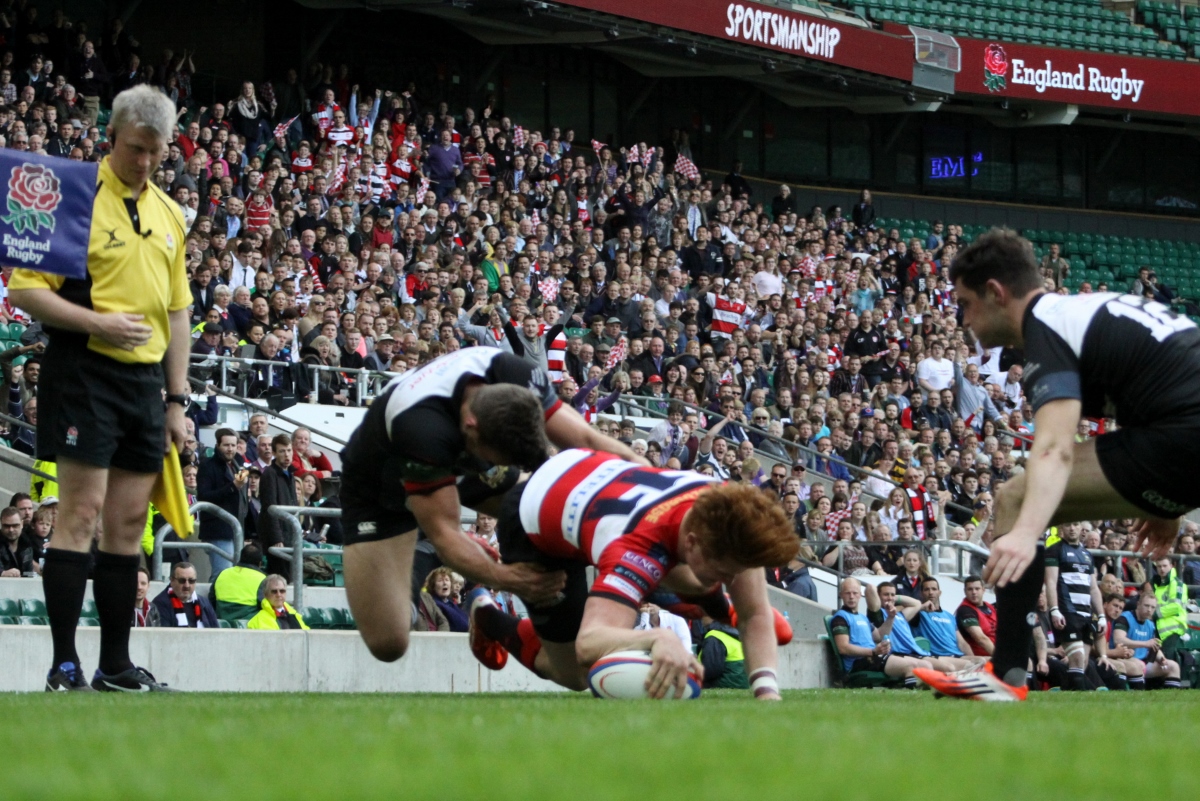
[91, 312, 152, 351]
[1130, 516, 1179, 560]
[982, 529, 1038, 588]
[498, 562, 565, 605]
[645, 631, 701, 699]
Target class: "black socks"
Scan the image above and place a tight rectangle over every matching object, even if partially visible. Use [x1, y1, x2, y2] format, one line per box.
[992, 546, 1045, 687]
[92, 550, 140, 676]
[42, 548, 91, 670]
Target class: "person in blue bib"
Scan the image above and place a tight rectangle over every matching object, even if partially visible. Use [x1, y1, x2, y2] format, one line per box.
[916, 577, 990, 670]
[867, 580, 981, 674]
[830, 577, 932, 689]
[1111, 592, 1183, 690]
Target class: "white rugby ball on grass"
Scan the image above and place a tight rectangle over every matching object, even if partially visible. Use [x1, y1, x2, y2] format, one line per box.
[587, 650, 702, 700]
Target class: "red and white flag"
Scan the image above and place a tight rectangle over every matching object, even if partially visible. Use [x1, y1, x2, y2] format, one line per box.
[512, 125, 527, 149]
[273, 114, 300, 141]
[674, 154, 700, 182]
[530, 207, 541, 226]
[538, 277, 559, 303]
[641, 146, 654, 168]
[328, 162, 347, 194]
[627, 144, 640, 165]
[591, 139, 607, 158]
[605, 336, 628, 370]
[417, 176, 431, 201]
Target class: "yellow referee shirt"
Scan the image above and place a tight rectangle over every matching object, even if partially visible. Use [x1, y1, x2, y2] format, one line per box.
[9, 157, 191, 364]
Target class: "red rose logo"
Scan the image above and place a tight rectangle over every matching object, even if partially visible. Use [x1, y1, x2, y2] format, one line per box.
[3, 162, 61, 234]
[983, 43, 1008, 93]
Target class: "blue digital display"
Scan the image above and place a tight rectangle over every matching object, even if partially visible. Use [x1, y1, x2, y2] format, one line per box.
[927, 151, 983, 180]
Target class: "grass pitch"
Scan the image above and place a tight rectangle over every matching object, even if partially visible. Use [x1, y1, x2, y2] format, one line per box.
[3, 690, 1197, 800]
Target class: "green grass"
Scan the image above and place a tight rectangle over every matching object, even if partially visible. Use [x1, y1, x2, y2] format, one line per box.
[3, 690, 1197, 800]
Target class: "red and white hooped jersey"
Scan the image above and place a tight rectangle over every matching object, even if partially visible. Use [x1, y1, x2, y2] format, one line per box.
[520, 449, 717, 608]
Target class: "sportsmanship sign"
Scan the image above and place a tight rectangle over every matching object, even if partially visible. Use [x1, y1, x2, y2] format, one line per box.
[0, 149, 97, 279]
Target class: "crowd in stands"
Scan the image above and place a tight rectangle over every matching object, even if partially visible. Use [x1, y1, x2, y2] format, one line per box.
[0, 7, 1193, 689]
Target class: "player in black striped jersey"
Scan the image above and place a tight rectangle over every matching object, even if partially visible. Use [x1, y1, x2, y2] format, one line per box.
[1044, 524, 1106, 690]
[339, 348, 643, 664]
[916, 228, 1198, 701]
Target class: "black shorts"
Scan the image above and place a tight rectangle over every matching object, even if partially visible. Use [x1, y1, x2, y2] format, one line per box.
[495, 480, 589, 644]
[1057, 616, 1095, 647]
[850, 654, 890, 673]
[1095, 419, 1200, 517]
[38, 343, 165, 473]
[340, 453, 420, 546]
[339, 457, 521, 547]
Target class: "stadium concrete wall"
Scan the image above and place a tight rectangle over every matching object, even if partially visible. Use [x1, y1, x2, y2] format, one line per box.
[0, 627, 833, 692]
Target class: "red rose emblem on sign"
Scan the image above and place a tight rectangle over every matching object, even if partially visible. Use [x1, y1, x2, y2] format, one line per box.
[3, 163, 62, 235]
[983, 43, 1008, 93]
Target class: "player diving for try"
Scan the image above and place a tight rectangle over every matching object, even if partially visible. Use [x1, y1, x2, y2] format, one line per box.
[466, 448, 801, 700]
[915, 229, 1200, 700]
[339, 348, 644, 663]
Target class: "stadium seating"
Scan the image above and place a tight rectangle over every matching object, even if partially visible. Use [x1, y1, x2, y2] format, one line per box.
[1138, 0, 1200, 58]
[841, 0, 1187, 58]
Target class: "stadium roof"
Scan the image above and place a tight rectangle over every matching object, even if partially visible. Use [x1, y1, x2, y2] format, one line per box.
[296, 0, 1200, 126]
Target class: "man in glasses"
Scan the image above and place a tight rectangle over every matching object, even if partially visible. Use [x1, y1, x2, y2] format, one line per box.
[0, 506, 34, 577]
[247, 574, 310, 630]
[148, 562, 217, 629]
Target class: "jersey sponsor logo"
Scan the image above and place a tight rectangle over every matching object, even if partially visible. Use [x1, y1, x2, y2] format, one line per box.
[1142, 489, 1190, 514]
[613, 565, 651, 593]
[601, 573, 641, 602]
[620, 551, 664, 581]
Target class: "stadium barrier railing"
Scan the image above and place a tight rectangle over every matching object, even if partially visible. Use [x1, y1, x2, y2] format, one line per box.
[188, 353, 396, 407]
[150, 502, 246, 581]
[186, 375, 350, 446]
[810, 537, 990, 581]
[266, 505, 345, 609]
[616, 392, 975, 526]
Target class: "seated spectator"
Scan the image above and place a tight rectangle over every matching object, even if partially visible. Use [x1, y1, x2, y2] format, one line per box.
[414, 580, 450, 632]
[247, 574, 310, 630]
[424, 566, 468, 632]
[149, 562, 219, 628]
[290, 427, 334, 479]
[0, 505, 33, 576]
[916, 577, 987, 669]
[1149, 557, 1191, 668]
[821, 520, 871, 575]
[831, 577, 931, 688]
[866, 581, 976, 674]
[134, 567, 151, 627]
[209, 542, 268, 623]
[635, 601, 692, 651]
[893, 549, 929, 600]
[699, 617, 748, 689]
[1110, 593, 1182, 690]
[956, 576, 997, 657]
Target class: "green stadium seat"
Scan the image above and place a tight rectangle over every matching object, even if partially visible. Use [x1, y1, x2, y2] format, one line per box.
[7, 322, 26, 340]
[18, 616, 46, 625]
[80, 599, 98, 620]
[0, 598, 18, 618]
[303, 607, 329, 628]
[0, 615, 16, 625]
[218, 619, 231, 628]
[234, 620, 249, 629]
[823, 616, 899, 689]
[325, 607, 348, 629]
[915, 636, 933, 653]
[20, 598, 46, 617]
[78, 617, 99, 626]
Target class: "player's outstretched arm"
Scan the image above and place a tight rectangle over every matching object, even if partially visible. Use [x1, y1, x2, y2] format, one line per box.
[985, 398, 1080, 588]
[576, 595, 702, 699]
[728, 568, 781, 700]
[410, 485, 566, 604]
[545, 403, 650, 465]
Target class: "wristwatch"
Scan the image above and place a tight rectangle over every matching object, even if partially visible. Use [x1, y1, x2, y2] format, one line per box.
[165, 393, 191, 411]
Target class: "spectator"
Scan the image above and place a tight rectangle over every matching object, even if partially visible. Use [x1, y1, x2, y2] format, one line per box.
[956, 576, 997, 657]
[424, 566, 468, 632]
[0, 506, 33, 576]
[134, 567, 151, 627]
[209, 542, 268, 623]
[247, 574, 310, 630]
[1149, 557, 1191, 666]
[195, 427, 248, 577]
[414, 580, 450, 632]
[831, 577, 931, 688]
[149, 562, 219, 628]
[699, 617, 748, 689]
[1040, 243, 1071, 288]
[1111, 593, 1182, 690]
[290, 427, 334, 479]
[258, 434, 298, 577]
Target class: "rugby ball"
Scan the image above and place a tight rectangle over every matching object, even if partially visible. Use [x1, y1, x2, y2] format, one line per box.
[587, 650, 702, 700]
